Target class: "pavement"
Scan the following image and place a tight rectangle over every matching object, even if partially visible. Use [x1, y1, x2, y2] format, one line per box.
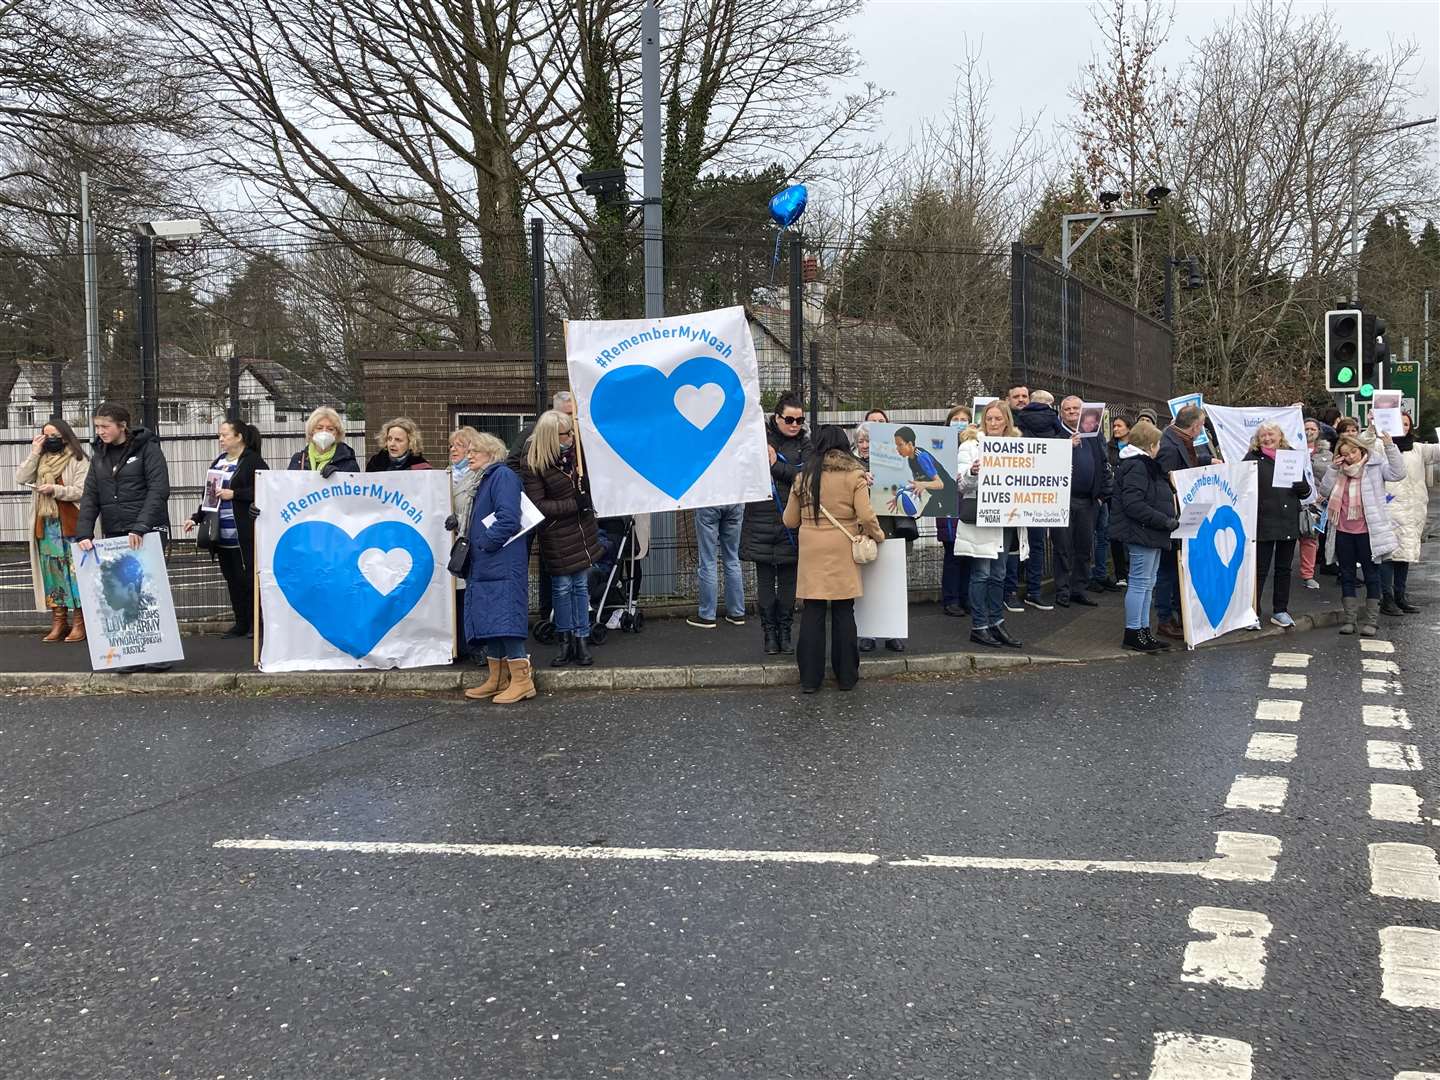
[2, 554, 1438, 1077]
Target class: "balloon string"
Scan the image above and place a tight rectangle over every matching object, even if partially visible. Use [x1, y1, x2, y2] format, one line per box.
[770, 228, 784, 283]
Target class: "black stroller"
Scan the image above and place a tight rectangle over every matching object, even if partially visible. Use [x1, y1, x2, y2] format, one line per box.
[532, 515, 648, 645]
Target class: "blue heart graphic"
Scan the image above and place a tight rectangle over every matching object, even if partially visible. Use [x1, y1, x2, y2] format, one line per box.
[274, 520, 434, 658]
[590, 356, 745, 499]
[1188, 504, 1247, 628]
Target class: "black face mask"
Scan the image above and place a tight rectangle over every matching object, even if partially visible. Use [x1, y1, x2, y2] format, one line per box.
[42, 436, 65, 454]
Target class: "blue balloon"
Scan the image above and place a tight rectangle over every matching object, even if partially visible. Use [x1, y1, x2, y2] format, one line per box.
[769, 184, 808, 228]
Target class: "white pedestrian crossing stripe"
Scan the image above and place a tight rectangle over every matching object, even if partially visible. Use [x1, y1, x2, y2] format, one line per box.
[1225, 775, 1289, 813]
[1245, 733, 1297, 763]
[1181, 907, 1272, 990]
[1395, 1072, 1440, 1079]
[1147, 1032, 1253, 1079]
[1268, 672, 1307, 690]
[1364, 678, 1406, 696]
[1254, 700, 1302, 723]
[1364, 705, 1413, 730]
[1364, 657, 1402, 674]
[1361, 640, 1396, 654]
[1371, 785, 1430, 825]
[1370, 843, 1440, 902]
[1380, 927, 1440, 1009]
[1369, 741, 1424, 772]
[1271, 652, 1311, 668]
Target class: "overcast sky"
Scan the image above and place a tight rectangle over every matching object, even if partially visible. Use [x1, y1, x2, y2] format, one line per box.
[844, 1, 1439, 171]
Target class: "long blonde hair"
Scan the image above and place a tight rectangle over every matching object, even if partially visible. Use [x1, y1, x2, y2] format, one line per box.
[526, 409, 574, 472]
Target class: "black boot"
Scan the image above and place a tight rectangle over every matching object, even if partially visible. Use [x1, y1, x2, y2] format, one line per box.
[778, 610, 795, 654]
[1122, 628, 1145, 652]
[571, 634, 594, 667]
[550, 631, 574, 667]
[1396, 592, 1421, 614]
[1380, 592, 1404, 617]
[1139, 628, 1171, 651]
[969, 627, 1004, 648]
[761, 614, 780, 655]
[991, 621, 1023, 649]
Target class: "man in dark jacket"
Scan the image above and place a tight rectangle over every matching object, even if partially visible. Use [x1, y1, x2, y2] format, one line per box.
[739, 394, 809, 653]
[1052, 396, 1112, 607]
[76, 402, 170, 547]
[1152, 404, 1213, 638]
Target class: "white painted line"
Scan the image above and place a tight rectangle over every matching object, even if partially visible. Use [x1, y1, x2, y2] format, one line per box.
[216, 831, 1282, 883]
[1370, 843, 1440, 902]
[1369, 741, 1425, 772]
[1181, 907, 1272, 990]
[1148, 1032, 1253, 1079]
[1268, 672, 1307, 690]
[1372, 784, 1427, 825]
[1364, 705, 1413, 730]
[1380, 926, 1440, 1009]
[1364, 678, 1406, 696]
[1396, 1072, 1440, 1079]
[1361, 640, 1396, 654]
[1271, 652, 1311, 669]
[1254, 699, 1301, 723]
[1365, 657, 1403, 675]
[1245, 733, 1297, 763]
[1225, 775, 1289, 813]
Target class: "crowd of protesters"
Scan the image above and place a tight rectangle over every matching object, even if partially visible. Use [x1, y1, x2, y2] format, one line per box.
[16, 387, 1437, 693]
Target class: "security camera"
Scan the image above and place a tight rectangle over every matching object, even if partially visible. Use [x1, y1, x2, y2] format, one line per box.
[576, 169, 627, 203]
[136, 219, 203, 240]
[1098, 191, 1122, 210]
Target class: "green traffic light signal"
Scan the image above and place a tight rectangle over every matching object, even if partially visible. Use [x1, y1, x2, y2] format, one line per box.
[1360, 382, 1375, 398]
[1337, 366, 1355, 385]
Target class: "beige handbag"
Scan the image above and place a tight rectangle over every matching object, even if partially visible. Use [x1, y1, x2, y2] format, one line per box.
[819, 503, 879, 564]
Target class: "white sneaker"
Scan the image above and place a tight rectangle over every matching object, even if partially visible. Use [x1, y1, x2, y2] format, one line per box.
[1303, 578, 1320, 590]
[1115, 578, 1127, 588]
[1270, 612, 1295, 628]
[1245, 620, 1262, 631]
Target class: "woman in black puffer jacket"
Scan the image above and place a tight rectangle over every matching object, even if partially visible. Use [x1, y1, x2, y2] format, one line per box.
[1109, 419, 1179, 653]
[740, 393, 810, 655]
[519, 410, 604, 668]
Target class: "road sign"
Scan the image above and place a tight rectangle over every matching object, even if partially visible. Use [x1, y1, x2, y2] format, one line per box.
[1388, 359, 1421, 421]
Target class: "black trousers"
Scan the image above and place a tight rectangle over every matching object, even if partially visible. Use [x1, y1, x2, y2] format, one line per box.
[1255, 538, 1296, 615]
[216, 545, 253, 631]
[797, 598, 860, 691]
[754, 561, 798, 624]
[1053, 498, 1098, 599]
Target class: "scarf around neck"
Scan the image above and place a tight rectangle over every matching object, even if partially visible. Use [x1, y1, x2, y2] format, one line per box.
[1169, 425, 1199, 468]
[307, 442, 337, 471]
[34, 450, 73, 519]
[1339, 458, 1366, 521]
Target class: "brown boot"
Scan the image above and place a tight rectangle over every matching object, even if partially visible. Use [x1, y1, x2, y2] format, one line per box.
[42, 608, 68, 642]
[493, 658, 536, 703]
[64, 608, 85, 643]
[463, 658, 509, 700]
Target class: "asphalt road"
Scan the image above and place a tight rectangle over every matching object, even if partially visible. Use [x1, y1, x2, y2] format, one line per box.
[2, 561, 1438, 1078]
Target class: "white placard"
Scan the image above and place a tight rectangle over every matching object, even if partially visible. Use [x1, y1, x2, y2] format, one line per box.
[1079, 402, 1105, 437]
[1168, 392, 1208, 445]
[256, 471, 453, 672]
[1372, 390, 1404, 436]
[1174, 462, 1259, 649]
[565, 306, 770, 517]
[201, 468, 226, 512]
[1272, 448, 1306, 487]
[73, 533, 185, 671]
[1170, 498, 1213, 540]
[854, 538, 908, 640]
[481, 492, 545, 547]
[976, 436, 1073, 528]
[972, 396, 998, 423]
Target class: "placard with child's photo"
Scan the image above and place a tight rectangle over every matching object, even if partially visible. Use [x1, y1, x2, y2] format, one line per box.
[865, 423, 958, 518]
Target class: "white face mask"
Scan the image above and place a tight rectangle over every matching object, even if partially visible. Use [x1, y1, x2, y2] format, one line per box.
[311, 430, 337, 451]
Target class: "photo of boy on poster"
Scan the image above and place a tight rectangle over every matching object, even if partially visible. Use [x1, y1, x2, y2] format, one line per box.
[892, 426, 958, 517]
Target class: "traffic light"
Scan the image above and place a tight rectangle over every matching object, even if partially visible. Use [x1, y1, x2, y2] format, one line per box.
[1359, 313, 1387, 399]
[1325, 308, 1361, 392]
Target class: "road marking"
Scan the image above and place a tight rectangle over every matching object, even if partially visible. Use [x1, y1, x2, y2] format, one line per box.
[1147, 1032, 1253, 1079]
[1271, 652, 1311, 668]
[1371, 844, 1440, 901]
[1254, 700, 1301, 723]
[1362, 640, 1397, 654]
[1181, 907, 1272, 990]
[1369, 741, 1424, 772]
[215, 831, 1282, 883]
[1364, 657, 1403, 675]
[1244, 733, 1297, 763]
[1372, 785, 1429, 825]
[1380, 927, 1440, 1009]
[1364, 705, 1413, 730]
[1268, 673, 1307, 690]
[1225, 775, 1289, 813]
[1396, 1072, 1440, 1079]
[1364, 678, 1406, 696]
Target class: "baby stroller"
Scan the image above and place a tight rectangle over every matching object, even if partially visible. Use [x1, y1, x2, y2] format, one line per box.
[532, 515, 649, 645]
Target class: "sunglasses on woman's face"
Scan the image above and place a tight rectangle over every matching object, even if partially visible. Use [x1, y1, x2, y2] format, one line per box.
[777, 414, 804, 426]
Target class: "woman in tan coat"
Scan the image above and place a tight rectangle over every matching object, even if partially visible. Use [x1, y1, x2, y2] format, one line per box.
[783, 425, 885, 693]
[16, 419, 90, 641]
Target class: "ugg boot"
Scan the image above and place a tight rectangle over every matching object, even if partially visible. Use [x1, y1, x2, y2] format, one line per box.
[42, 608, 68, 642]
[1360, 599, 1380, 638]
[64, 609, 85, 642]
[464, 658, 509, 700]
[1396, 592, 1421, 614]
[1379, 592, 1404, 617]
[1339, 596, 1359, 635]
[493, 658, 536, 703]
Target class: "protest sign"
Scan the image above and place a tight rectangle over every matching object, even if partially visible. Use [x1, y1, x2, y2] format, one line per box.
[1272, 448, 1306, 487]
[1170, 497, 1213, 541]
[972, 396, 998, 423]
[565, 306, 770, 517]
[74, 533, 184, 671]
[1372, 390, 1404, 436]
[1168, 392, 1209, 445]
[1079, 403, 1105, 437]
[855, 538, 908, 640]
[1205, 404, 1304, 467]
[256, 471, 453, 672]
[201, 468, 225, 512]
[1173, 461, 1259, 649]
[976, 436, 1073, 528]
[866, 422, 958, 518]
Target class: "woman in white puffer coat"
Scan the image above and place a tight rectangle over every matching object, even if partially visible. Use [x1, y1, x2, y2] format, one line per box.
[1379, 411, 1440, 616]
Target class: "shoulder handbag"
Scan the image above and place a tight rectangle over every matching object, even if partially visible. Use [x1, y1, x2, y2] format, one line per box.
[957, 495, 979, 526]
[889, 514, 920, 542]
[195, 512, 218, 552]
[447, 535, 471, 577]
[819, 503, 879, 564]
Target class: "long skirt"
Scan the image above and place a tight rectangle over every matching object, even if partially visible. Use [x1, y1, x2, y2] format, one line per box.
[38, 517, 80, 609]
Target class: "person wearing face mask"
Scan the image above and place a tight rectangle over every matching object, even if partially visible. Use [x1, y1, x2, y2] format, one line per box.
[1109, 419, 1179, 652]
[445, 426, 484, 663]
[287, 407, 359, 475]
[366, 417, 433, 472]
[1242, 422, 1310, 629]
[1378, 411, 1440, 616]
[1298, 418, 1332, 591]
[18, 418, 90, 642]
[935, 406, 972, 617]
[1318, 423, 1406, 637]
[183, 420, 268, 638]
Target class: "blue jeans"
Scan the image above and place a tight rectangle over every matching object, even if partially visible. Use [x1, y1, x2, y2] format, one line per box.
[695, 504, 745, 619]
[1005, 528, 1047, 597]
[1335, 530, 1382, 599]
[942, 550, 972, 607]
[551, 570, 592, 639]
[485, 636, 527, 660]
[1124, 545, 1162, 630]
[1155, 545, 1181, 622]
[1380, 559, 1410, 596]
[970, 555, 1007, 629]
[1091, 503, 1111, 582]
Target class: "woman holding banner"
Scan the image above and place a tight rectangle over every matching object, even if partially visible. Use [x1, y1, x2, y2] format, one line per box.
[18, 419, 90, 642]
[1318, 426, 1406, 637]
[1242, 422, 1310, 630]
[954, 402, 1024, 651]
[287, 407, 360, 475]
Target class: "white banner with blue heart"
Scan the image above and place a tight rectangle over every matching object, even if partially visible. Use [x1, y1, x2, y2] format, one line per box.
[565, 306, 771, 517]
[255, 472, 453, 672]
[1174, 461, 1259, 649]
